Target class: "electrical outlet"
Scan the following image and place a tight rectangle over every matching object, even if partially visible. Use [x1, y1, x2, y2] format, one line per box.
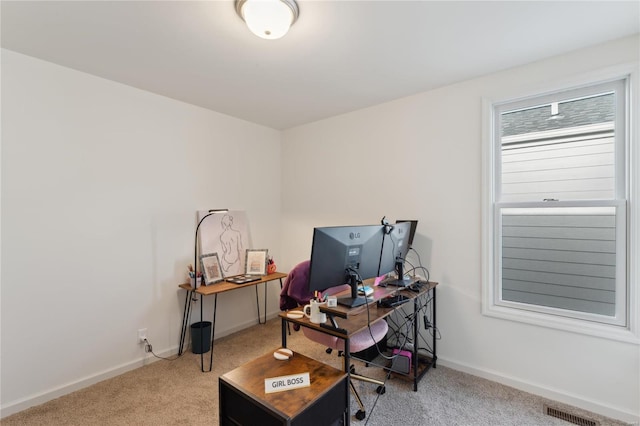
[138, 328, 147, 344]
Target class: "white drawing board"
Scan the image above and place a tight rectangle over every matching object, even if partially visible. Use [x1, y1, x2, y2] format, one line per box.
[197, 210, 252, 277]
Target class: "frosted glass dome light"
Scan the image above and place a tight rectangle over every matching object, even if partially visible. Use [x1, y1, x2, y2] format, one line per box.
[235, 0, 299, 40]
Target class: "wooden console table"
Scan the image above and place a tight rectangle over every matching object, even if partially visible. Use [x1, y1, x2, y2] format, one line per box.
[219, 350, 348, 425]
[178, 271, 287, 372]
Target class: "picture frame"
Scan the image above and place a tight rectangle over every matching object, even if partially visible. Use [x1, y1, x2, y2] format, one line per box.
[200, 253, 224, 285]
[245, 249, 269, 276]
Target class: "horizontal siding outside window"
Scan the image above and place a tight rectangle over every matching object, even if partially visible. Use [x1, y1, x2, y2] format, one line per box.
[499, 206, 621, 319]
[484, 76, 631, 333]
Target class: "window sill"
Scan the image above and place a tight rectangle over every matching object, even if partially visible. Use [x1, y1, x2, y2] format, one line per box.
[482, 303, 640, 344]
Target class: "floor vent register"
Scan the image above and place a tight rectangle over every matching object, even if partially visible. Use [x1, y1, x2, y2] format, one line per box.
[544, 405, 599, 426]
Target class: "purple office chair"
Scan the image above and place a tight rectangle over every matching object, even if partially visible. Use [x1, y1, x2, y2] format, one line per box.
[280, 261, 388, 420]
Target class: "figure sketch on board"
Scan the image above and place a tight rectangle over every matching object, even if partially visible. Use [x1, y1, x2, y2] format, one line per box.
[198, 209, 251, 277]
[220, 214, 243, 273]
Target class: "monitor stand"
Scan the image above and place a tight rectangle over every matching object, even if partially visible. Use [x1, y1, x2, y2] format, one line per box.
[385, 278, 412, 288]
[337, 296, 368, 308]
[384, 258, 412, 287]
[337, 271, 369, 308]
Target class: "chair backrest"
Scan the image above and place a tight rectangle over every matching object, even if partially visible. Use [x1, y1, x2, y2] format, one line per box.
[279, 260, 312, 311]
[280, 260, 351, 310]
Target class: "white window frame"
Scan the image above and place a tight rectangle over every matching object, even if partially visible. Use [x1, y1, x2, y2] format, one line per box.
[482, 64, 640, 343]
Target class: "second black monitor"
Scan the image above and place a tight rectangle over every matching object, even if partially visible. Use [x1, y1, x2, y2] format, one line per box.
[378, 220, 416, 286]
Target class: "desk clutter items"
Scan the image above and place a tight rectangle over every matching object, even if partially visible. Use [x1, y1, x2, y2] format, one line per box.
[273, 347, 293, 360]
[286, 310, 304, 319]
[377, 293, 410, 308]
[226, 274, 261, 285]
[303, 293, 327, 324]
[187, 264, 202, 289]
[225, 250, 271, 284]
[358, 285, 374, 296]
[267, 256, 277, 274]
[264, 372, 310, 394]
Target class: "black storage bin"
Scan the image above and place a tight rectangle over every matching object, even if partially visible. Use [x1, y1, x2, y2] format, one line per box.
[191, 321, 212, 354]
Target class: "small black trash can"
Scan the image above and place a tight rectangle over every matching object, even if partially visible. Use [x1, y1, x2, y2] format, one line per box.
[190, 321, 212, 354]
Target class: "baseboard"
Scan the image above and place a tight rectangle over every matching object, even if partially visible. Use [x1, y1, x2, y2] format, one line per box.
[1, 311, 282, 419]
[438, 357, 639, 425]
[0, 346, 174, 419]
[209, 311, 280, 339]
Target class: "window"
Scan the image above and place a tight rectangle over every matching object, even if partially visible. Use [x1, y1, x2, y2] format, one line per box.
[483, 75, 636, 340]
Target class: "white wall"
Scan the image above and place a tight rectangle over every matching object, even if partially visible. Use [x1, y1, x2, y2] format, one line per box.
[0, 49, 282, 415]
[2, 34, 639, 422]
[281, 35, 639, 423]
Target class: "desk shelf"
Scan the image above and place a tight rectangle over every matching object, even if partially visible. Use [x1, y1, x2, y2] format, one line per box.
[351, 282, 438, 391]
[350, 350, 436, 391]
[379, 282, 438, 391]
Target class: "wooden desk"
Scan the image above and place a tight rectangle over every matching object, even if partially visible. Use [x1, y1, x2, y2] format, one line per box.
[219, 350, 348, 426]
[178, 272, 287, 372]
[280, 281, 437, 391]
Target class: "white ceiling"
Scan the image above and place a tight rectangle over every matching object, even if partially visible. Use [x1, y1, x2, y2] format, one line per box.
[2, 1, 639, 130]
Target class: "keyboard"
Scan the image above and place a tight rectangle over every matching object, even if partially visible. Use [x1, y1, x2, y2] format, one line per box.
[377, 294, 410, 308]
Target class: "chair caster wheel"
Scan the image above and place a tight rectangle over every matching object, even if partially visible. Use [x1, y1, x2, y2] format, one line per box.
[376, 385, 386, 394]
[356, 410, 366, 420]
[349, 365, 356, 374]
[325, 348, 333, 354]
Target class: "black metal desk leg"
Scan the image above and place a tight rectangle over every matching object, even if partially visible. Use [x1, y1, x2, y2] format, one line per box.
[207, 294, 217, 372]
[433, 287, 437, 368]
[178, 289, 192, 355]
[344, 338, 350, 374]
[281, 319, 288, 348]
[344, 337, 351, 423]
[255, 285, 267, 325]
[263, 280, 268, 324]
[413, 297, 419, 391]
[200, 293, 206, 372]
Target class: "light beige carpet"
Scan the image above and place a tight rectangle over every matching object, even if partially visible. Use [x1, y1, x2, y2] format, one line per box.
[1, 318, 629, 425]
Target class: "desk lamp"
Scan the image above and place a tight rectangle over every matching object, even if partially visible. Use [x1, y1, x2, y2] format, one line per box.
[192, 208, 228, 372]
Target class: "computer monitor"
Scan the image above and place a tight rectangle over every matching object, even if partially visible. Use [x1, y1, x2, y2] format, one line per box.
[308, 224, 385, 308]
[395, 219, 418, 248]
[378, 221, 414, 287]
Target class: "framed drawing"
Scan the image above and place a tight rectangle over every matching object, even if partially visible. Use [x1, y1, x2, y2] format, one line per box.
[245, 249, 268, 276]
[200, 253, 224, 285]
[197, 210, 252, 278]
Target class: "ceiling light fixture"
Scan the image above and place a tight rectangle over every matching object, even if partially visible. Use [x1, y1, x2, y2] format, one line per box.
[235, 0, 299, 40]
